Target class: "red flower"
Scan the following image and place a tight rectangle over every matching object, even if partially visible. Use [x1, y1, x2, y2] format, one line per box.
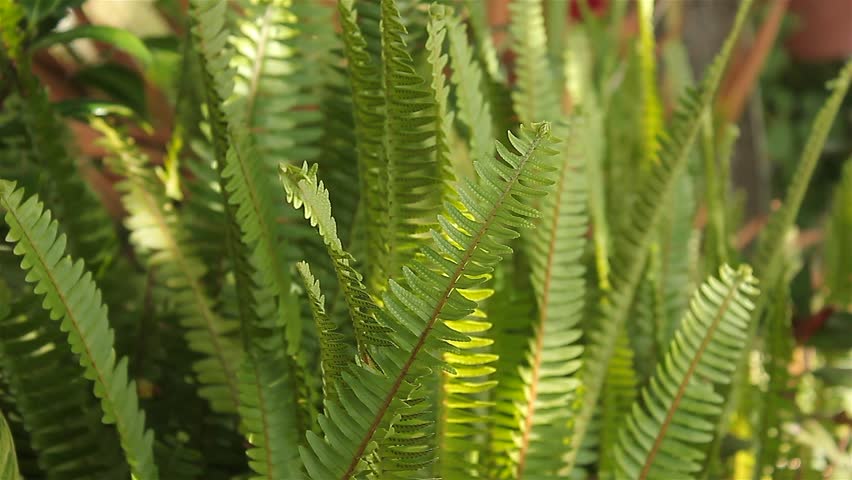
[570, 0, 607, 20]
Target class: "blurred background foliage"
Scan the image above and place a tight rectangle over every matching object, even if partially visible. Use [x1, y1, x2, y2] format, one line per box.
[0, 0, 850, 478]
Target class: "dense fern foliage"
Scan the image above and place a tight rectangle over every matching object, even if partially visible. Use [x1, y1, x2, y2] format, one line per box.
[0, 1, 850, 479]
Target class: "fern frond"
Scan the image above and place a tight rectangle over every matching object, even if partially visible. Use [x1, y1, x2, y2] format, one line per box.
[446, 10, 495, 168]
[297, 262, 352, 401]
[231, 0, 322, 168]
[192, 0, 301, 352]
[564, 31, 610, 291]
[0, 408, 21, 480]
[338, 0, 389, 291]
[657, 174, 697, 348]
[300, 122, 562, 480]
[752, 279, 794, 480]
[707, 61, 852, 480]
[614, 264, 759, 480]
[281, 162, 391, 362]
[628, 257, 661, 383]
[599, 331, 638, 480]
[461, 0, 504, 85]
[637, 0, 662, 170]
[95, 121, 242, 415]
[9, 69, 119, 274]
[425, 4, 457, 196]
[563, 1, 754, 472]
[0, 295, 126, 479]
[824, 159, 852, 306]
[509, 0, 559, 123]
[434, 304, 497, 479]
[754, 60, 852, 296]
[381, 0, 446, 277]
[0, 181, 159, 480]
[514, 120, 588, 478]
[484, 261, 536, 479]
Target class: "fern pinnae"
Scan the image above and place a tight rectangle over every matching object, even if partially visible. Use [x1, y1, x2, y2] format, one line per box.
[280, 162, 391, 364]
[338, 0, 389, 292]
[515, 120, 588, 478]
[381, 0, 445, 278]
[300, 122, 562, 479]
[563, 1, 755, 473]
[509, 0, 559, 124]
[446, 10, 495, 169]
[297, 261, 351, 402]
[0, 181, 159, 480]
[95, 121, 242, 416]
[753, 60, 852, 302]
[707, 59, 852, 479]
[426, 4, 457, 198]
[614, 265, 759, 480]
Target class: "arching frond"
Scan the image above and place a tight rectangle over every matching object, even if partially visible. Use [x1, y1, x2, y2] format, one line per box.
[754, 60, 852, 299]
[614, 265, 759, 480]
[300, 122, 562, 480]
[563, 1, 754, 472]
[281, 162, 391, 363]
[0, 181, 159, 480]
[657, 174, 698, 349]
[231, 0, 322, 168]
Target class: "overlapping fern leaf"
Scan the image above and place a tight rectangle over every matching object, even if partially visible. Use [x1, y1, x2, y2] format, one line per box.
[509, 0, 560, 124]
[824, 160, 852, 305]
[300, 122, 562, 479]
[0, 181, 159, 480]
[231, 0, 322, 169]
[425, 5, 457, 198]
[281, 162, 391, 364]
[0, 294, 126, 479]
[752, 278, 794, 480]
[338, 0, 389, 291]
[613, 264, 759, 480]
[95, 121, 243, 415]
[381, 0, 447, 278]
[446, 9, 495, 170]
[192, 0, 301, 350]
[7, 69, 119, 274]
[297, 262, 352, 402]
[512, 120, 588, 478]
[753, 60, 852, 300]
[563, 1, 754, 471]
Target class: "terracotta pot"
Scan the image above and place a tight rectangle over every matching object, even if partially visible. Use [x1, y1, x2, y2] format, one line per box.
[787, 0, 852, 61]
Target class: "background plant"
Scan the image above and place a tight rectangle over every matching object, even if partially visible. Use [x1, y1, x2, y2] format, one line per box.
[0, 1, 850, 479]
